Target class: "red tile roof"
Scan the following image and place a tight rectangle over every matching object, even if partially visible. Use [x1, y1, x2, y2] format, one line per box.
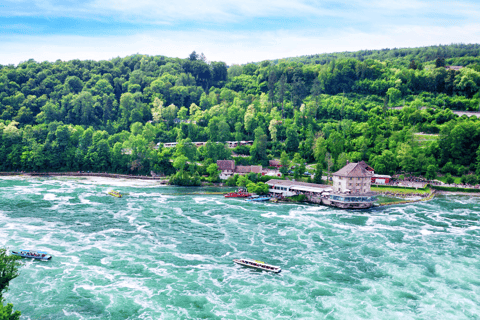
[217, 160, 235, 171]
[333, 162, 373, 178]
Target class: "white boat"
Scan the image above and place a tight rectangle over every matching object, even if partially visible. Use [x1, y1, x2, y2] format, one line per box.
[233, 258, 281, 273]
[11, 249, 52, 261]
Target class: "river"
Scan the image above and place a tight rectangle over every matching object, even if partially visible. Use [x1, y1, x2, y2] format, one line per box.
[1, 177, 479, 319]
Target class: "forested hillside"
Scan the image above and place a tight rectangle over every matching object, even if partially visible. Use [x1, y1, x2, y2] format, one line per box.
[1, 45, 480, 184]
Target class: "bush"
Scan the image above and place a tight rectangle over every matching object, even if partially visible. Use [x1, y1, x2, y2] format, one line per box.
[169, 171, 201, 186]
[462, 174, 479, 185]
[225, 174, 239, 186]
[445, 173, 454, 184]
[456, 165, 467, 176]
[234, 156, 253, 166]
[442, 162, 455, 174]
[288, 194, 306, 202]
[233, 145, 250, 155]
[246, 181, 269, 195]
[430, 185, 480, 193]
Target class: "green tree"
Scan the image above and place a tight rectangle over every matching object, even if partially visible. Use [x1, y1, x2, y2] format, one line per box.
[292, 153, 305, 179]
[285, 126, 299, 153]
[425, 164, 437, 180]
[386, 87, 401, 107]
[313, 136, 327, 163]
[0, 249, 21, 300]
[0, 302, 21, 320]
[313, 163, 323, 184]
[250, 127, 268, 163]
[0, 247, 22, 319]
[476, 145, 480, 176]
[445, 173, 454, 184]
[173, 155, 188, 172]
[279, 151, 290, 175]
[206, 163, 220, 182]
[244, 104, 256, 136]
[236, 175, 250, 187]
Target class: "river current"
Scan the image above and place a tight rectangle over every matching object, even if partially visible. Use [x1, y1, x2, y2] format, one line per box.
[1, 177, 479, 319]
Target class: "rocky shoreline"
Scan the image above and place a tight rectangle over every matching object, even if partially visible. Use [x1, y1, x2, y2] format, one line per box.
[0, 171, 169, 182]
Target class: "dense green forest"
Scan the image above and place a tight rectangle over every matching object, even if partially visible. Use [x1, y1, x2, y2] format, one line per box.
[1, 45, 480, 185]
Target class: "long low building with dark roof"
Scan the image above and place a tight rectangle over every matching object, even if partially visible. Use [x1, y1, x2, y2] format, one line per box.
[266, 179, 331, 197]
[266, 161, 378, 209]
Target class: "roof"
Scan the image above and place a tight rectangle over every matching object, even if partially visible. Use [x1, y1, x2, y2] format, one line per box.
[250, 165, 262, 173]
[217, 160, 235, 171]
[266, 179, 330, 189]
[358, 161, 374, 171]
[269, 160, 280, 166]
[373, 174, 391, 178]
[333, 162, 374, 178]
[290, 185, 329, 193]
[235, 165, 251, 173]
[445, 66, 463, 71]
[234, 165, 263, 173]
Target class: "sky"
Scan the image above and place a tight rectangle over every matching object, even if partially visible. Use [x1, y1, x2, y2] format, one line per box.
[1, 0, 480, 65]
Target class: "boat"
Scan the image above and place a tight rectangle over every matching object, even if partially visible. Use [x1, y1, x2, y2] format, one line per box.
[11, 250, 52, 261]
[108, 190, 122, 198]
[233, 258, 281, 273]
[224, 189, 251, 198]
[245, 195, 271, 202]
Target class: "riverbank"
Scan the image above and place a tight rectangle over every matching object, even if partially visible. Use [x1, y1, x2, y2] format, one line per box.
[2, 172, 479, 207]
[0, 171, 169, 182]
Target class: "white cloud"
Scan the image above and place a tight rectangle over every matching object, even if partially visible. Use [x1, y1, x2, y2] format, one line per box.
[1, 23, 480, 66]
[2, 0, 339, 22]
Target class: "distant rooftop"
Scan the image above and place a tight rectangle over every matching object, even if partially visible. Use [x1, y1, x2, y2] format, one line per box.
[333, 161, 373, 177]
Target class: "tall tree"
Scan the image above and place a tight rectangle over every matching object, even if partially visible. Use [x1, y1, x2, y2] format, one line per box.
[313, 163, 323, 184]
[267, 71, 277, 108]
[276, 74, 286, 118]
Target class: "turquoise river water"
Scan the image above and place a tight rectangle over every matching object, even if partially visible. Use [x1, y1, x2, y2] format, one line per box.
[1, 177, 480, 319]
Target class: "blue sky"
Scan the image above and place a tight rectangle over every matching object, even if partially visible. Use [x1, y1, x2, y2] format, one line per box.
[1, 0, 479, 65]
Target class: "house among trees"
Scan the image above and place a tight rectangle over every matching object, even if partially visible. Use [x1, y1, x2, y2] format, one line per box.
[217, 160, 235, 174]
[445, 66, 463, 71]
[216, 160, 263, 179]
[269, 160, 281, 168]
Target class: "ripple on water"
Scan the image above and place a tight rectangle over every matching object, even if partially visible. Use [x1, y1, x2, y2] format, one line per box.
[1, 180, 480, 319]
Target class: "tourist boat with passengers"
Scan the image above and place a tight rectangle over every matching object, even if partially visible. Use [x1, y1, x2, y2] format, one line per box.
[11, 250, 52, 261]
[108, 190, 122, 198]
[224, 189, 251, 198]
[233, 258, 281, 273]
[245, 195, 271, 202]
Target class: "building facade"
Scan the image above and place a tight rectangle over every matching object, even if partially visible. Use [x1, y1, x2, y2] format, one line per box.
[332, 161, 373, 193]
[327, 161, 377, 208]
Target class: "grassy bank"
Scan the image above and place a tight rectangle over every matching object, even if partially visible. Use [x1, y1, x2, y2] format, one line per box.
[430, 185, 480, 193]
[371, 185, 431, 195]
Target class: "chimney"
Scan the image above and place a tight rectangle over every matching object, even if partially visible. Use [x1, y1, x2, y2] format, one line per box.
[346, 160, 350, 164]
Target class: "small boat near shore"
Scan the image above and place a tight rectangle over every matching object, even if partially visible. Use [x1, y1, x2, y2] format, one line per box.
[233, 258, 281, 273]
[245, 195, 271, 202]
[12, 250, 52, 261]
[108, 190, 122, 198]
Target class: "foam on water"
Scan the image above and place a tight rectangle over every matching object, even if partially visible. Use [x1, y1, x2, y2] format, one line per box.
[1, 178, 480, 319]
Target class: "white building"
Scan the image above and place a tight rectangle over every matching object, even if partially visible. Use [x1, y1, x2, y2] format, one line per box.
[332, 161, 374, 194]
[266, 179, 331, 197]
